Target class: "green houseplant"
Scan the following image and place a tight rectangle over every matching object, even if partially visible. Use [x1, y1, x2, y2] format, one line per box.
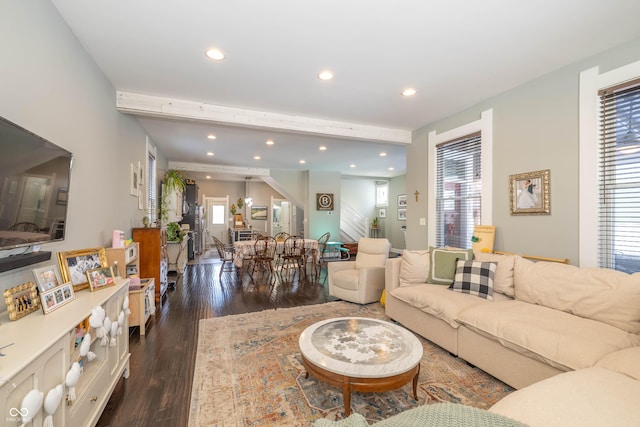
[166, 222, 186, 242]
[159, 169, 187, 224]
[372, 217, 379, 228]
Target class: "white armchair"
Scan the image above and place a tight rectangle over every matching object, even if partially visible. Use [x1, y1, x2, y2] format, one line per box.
[328, 237, 391, 304]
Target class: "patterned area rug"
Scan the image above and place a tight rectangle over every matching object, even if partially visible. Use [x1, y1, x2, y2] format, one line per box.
[188, 301, 513, 426]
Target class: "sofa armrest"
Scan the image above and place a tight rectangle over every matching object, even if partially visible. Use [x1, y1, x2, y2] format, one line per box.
[385, 258, 402, 292]
[328, 260, 356, 292]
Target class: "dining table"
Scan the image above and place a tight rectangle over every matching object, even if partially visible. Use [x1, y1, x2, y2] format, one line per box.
[232, 238, 319, 271]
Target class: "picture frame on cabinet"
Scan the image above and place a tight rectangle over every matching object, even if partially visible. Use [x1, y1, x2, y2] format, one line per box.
[32, 264, 64, 292]
[58, 247, 108, 291]
[86, 266, 115, 291]
[4, 281, 40, 320]
[40, 282, 75, 315]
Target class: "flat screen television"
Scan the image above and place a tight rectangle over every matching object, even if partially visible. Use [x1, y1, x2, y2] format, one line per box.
[0, 116, 73, 251]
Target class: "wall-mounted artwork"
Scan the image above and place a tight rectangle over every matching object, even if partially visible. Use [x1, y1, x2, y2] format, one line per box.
[316, 193, 334, 211]
[251, 206, 268, 220]
[509, 169, 550, 215]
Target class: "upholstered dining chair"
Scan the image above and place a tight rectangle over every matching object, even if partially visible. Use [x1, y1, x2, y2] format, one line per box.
[328, 237, 390, 304]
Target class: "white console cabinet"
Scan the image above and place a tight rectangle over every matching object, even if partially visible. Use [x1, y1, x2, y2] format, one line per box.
[0, 279, 130, 427]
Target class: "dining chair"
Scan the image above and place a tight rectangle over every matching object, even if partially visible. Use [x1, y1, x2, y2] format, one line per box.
[311, 232, 331, 282]
[279, 235, 306, 279]
[251, 236, 277, 281]
[213, 236, 235, 279]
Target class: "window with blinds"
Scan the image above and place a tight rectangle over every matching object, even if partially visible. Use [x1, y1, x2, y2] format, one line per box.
[598, 80, 640, 273]
[435, 134, 482, 248]
[147, 151, 157, 222]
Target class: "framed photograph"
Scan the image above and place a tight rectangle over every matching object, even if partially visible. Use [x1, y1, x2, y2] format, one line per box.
[398, 208, 407, 221]
[56, 188, 68, 205]
[86, 266, 115, 291]
[32, 264, 63, 292]
[58, 247, 107, 291]
[378, 208, 387, 218]
[4, 282, 39, 321]
[509, 169, 551, 215]
[40, 282, 75, 314]
[250, 206, 268, 220]
[397, 194, 407, 207]
[130, 162, 138, 196]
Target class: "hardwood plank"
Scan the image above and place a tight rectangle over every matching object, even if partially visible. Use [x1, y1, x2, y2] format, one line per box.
[96, 254, 332, 426]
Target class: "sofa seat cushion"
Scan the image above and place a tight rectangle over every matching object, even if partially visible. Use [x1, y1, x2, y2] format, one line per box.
[458, 300, 640, 371]
[331, 269, 360, 291]
[595, 346, 640, 380]
[489, 368, 640, 427]
[390, 284, 510, 328]
[514, 257, 640, 334]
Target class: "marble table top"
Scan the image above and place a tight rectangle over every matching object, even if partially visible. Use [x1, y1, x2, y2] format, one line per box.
[299, 317, 423, 378]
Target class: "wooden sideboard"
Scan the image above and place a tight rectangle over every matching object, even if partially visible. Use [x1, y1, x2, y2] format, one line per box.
[132, 228, 168, 304]
[0, 279, 130, 427]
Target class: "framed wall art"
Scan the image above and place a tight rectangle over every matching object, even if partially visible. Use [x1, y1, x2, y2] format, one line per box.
[58, 247, 108, 291]
[130, 162, 139, 196]
[397, 194, 407, 207]
[40, 282, 75, 314]
[86, 266, 115, 291]
[32, 264, 63, 292]
[4, 282, 39, 321]
[398, 208, 407, 221]
[250, 206, 268, 220]
[378, 208, 387, 218]
[316, 193, 334, 211]
[509, 169, 550, 215]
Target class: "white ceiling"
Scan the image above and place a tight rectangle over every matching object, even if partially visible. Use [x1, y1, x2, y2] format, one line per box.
[51, 0, 640, 181]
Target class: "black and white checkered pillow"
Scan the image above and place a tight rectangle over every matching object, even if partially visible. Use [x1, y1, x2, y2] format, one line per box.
[448, 260, 497, 300]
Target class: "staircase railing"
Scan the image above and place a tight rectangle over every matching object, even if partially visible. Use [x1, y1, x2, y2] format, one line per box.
[340, 202, 368, 242]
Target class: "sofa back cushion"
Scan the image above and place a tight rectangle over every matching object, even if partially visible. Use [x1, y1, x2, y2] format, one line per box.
[399, 250, 430, 285]
[475, 252, 516, 297]
[354, 237, 390, 269]
[514, 257, 640, 334]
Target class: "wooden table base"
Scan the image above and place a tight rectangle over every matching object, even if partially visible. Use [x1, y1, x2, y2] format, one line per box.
[301, 354, 420, 416]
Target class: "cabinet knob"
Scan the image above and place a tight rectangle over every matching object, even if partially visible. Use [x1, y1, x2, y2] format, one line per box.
[91, 396, 98, 402]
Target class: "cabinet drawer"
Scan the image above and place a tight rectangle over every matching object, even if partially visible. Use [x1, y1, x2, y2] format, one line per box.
[67, 363, 109, 426]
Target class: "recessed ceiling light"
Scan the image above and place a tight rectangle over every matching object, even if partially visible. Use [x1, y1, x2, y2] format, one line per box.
[388, 167, 395, 171]
[299, 160, 306, 164]
[206, 175, 211, 179]
[319, 146, 327, 151]
[206, 152, 214, 156]
[266, 140, 274, 145]
[402, 88, 417, 97]
[207, 134, 216, 140]
[379, 152, 387, 157]
[205, 48, 225, 61]
[254, 156, 261, 160]
[318, 70, 334, 80]
[350, 164, 356, 168]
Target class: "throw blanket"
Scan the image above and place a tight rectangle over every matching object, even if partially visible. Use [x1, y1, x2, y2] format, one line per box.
[314, 403, 527, 427]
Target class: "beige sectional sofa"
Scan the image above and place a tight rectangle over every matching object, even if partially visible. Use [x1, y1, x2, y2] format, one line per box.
[384, 250, 640, 389]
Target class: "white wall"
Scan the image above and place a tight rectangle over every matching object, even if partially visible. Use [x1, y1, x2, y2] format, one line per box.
[0, 1, 150, 306]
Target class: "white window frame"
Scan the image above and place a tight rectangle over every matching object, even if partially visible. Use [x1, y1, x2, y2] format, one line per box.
[579, 59, 640, 267]
[146, 136, 158, 222]
[427, 109, 493, 248]
[375, 181, 389, 207]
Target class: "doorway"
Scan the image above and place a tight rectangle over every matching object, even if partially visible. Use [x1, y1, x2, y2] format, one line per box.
[271, 198, 292, 237]
[203, 196, 229, 248]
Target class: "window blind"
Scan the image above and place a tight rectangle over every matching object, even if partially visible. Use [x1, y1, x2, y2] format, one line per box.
[598, 82, 640, 273]
[435, 134, 482, 248]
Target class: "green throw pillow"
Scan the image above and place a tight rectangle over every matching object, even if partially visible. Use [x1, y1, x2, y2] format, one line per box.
[428, 247, 474, 285]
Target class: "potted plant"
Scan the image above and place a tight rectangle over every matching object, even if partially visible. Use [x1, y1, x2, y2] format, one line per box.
[166, 222, 186, 242]
[372, 217, 379, 228]
[159, 169, 187, 224]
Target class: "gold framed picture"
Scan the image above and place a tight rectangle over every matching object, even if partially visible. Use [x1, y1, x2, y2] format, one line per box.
[58, 247, 107, 291]
[509, 169, 551, 215]
[40, 282, 75, 314]
[4, 282, 39, 321]
[86, 266, 115, 291]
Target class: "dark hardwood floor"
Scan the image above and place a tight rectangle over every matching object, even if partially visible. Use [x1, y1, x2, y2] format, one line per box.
[96, 251, 334, 427]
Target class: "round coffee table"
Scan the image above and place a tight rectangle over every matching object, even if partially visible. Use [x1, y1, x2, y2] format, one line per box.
[299, 317, 423, 416]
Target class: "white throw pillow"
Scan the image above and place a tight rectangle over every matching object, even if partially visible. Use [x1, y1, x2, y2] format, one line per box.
[475, 252, 516, 297]
[399, 250, 430, 285]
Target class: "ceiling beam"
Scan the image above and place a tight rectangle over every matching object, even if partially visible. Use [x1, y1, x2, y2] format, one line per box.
[117, 91, 411, 144]
[168, 161, 270, 177]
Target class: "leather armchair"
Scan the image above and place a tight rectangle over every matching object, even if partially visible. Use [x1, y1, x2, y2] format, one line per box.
[328, 237, 391, 304]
